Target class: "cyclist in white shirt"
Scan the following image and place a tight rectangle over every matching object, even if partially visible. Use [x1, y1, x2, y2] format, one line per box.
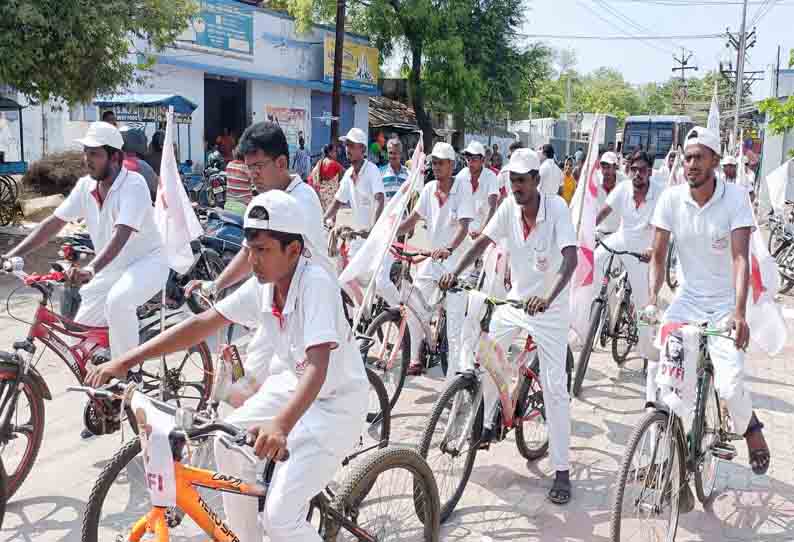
[324, 127, 386, 255]
[648, 126, 770, 476]
[458, 141, 499, 238]
[722, 155, 756, 202]
[440, 148, 578, 505]
[88, 190, 368, 542]
[595, 150, 660, 397]
[396, 142, 475, 377]
[539, 144, 563, 196]
[595, 151, 625, 235]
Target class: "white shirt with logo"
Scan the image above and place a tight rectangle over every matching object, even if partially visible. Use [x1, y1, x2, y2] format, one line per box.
[54, 168, 163, 276]
[483, 194, 577, 308]
[539, 159, 563, 195]
[455, 167, 499, 232]
[605, 179, 663, 250]
[335, 160, 385, 231]
[215, 258, 368, 455]
[652, 179, 755, 320]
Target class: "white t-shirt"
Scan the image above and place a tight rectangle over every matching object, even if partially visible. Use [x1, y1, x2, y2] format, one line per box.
[455, 167, 499, 232]
[215, 258, 368, 453]
[497, 167, 511, 198]
[605, 179, 663, 250]
[415, 178, 475, 278]
[652, 179, 755, 320]
[596, 173, 626, 234]
[539, 159, 562, 196]
[335, 160, 385, 231]
[483, 194, 577, 306]
[283, 175, 334, 277]
[54, 168, 163, 276]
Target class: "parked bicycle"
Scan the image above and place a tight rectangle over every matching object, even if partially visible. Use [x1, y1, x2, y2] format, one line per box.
[768, 206, 794, 294]
[417, 284, 573, 522]
[572, 239, 646, 398]
[610, 321, 745, 541]
[0, 258, 214, 498]
[75, 380, 439, 541]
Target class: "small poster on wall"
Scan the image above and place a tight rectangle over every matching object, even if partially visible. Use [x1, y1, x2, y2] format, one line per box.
[264, 106, 307, 159]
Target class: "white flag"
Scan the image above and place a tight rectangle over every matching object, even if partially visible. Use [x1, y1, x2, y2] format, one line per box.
[569, 116, 604, 347]
[747, 217, 787, 355]
[765, 160, 791, 216]
[155, 107, 204, 274]
[707, 81, 720, 132]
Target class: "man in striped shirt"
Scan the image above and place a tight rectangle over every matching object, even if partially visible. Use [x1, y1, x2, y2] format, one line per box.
[224, 149, 253, 215]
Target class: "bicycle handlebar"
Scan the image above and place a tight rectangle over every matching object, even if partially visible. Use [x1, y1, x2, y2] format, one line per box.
[446, 280, 527, 310]
[596, 238, 647, 262]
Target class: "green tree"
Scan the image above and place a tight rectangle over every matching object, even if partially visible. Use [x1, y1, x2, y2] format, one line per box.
[759, 50, 794, 151]
[571, 68, 643, 125]
[0, 0, 197, 104]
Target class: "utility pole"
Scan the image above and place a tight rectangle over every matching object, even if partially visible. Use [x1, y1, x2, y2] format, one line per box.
[720, 21, 760, 146]
[671, 48, 698, 114]
[330, 0, 346, 143]
[732, 0, 749, 147]
[565, 74, 572, 156]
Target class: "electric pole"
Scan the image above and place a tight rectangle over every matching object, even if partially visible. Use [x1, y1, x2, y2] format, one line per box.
[330, 0, 347, 143]
[732, 0, 748, 147]
[671, 48, 698, 114]
[719, 22, 761, 146]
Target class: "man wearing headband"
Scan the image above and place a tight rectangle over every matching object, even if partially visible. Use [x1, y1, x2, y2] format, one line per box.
[88, 190, 368, 542]
[648, 126, 770, 479]
[440, 148, 579, 505]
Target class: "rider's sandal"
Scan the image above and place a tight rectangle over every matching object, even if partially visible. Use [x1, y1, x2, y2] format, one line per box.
[745, 420, 770, 475]
[547, 478, 571, 505]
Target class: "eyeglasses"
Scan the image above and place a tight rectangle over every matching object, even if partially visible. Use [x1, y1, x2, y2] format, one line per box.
[247, 157, 274, 172]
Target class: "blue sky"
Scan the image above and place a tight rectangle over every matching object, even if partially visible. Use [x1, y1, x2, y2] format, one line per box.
[523, 0, 794, 96]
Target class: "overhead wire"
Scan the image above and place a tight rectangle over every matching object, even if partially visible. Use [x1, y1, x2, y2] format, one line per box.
[572, 0, 672, 55]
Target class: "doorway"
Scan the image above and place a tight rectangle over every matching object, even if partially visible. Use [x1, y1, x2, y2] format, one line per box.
[204, 76, 247, 155]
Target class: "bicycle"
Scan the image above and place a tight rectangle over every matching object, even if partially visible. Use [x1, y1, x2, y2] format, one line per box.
[609, 322, 745, 542]
[76, 381, 439, 541]
[665, 238, 679, 291]
[767, 206, 794, 294]
[572, 239, 645, 398]
[0, 457, 6, 529]
[417, 285, 573, 522]
[0, 258, 214, 498]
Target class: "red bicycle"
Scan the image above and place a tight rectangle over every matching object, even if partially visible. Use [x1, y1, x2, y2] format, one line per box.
[0, 258, 214, 498]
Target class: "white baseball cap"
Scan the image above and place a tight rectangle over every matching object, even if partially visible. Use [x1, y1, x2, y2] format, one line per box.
[462, 141, 486, 157]
[721, 155, 738, 166]
[430, 142, 456, 161]
[599, 151, 619, 165]
[75, 121, 124, 150]
[684, 126, 721, 156]
[504, 148, 541, 174]
[244, 190, 306, 238]
[340, 127, 367, 146]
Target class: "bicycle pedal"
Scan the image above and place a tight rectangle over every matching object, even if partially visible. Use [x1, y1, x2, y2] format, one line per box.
[711, 443, 737, 461]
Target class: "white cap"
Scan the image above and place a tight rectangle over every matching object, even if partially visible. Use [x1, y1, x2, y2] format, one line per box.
[462, 141, 486, 157]
[599, 151, 618, 165]
[684, 126, 721, 156]
[244, 190, 306, 237]
[721, 155, 738, 166]
[75, 121, 124, 150]
[504, 148, 541, 174]
[340, 127, 367, 146]
[430, 142, 456, 161]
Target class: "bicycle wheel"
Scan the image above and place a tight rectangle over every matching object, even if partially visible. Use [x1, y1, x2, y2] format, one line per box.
[325, 446, 440, 541]
[573, 300, 604, 398]
[357, 368, 391, 455]
[514, 356, 549, 461]
[417, 374, 482, 523]
[0, 457, 7, 529]
[610, 410, 684, 542]
[363, 309, 410, 412]
[665, 241, 679, 290]
[0, 362, 46, 499]
[693, 372, 721, 504]
[127, 327, 214, 432]
[611, 299, 637, 365]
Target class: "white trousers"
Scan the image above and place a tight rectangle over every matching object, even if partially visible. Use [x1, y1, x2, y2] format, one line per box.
[74, 252, 169, 359]
[214, 389, 356, 542]
[414, 275, 466, 380]
[488, 303, 571, 472]
[374, 253, 425, 364]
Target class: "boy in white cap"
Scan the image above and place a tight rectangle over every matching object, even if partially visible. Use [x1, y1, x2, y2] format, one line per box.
[595, 151, 625, 235]
[458, 140, 499, 238]
[440, 148, 579, 505]
[648, 126, 770, 479]
[7, 121, 168, 435]
[396, 142, 475, 377]
[88, 190, 368, 542]
[324, 127, 386, 253]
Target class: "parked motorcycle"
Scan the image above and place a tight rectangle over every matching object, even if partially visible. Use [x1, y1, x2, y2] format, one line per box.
[200, 209, 244, 266]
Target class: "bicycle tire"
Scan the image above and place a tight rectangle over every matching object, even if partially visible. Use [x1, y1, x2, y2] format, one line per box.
[417, 374, 482, 523]
[186, 248, 227, 314]
[514, 357, 549, 460]
[438, 313, 448, 377]
[573, 300, 604, 398]
[609, 410, 684, 542]
[693, 372, 721, 504]
[611, 299, 636, 365]
[325, 446, 440, 541]
[0, 362, 46, 499]
[665, 242, 679, 291]
[0, 458, 7, 529]
[364, 367, 391, 448]
[364, 309, 410, 412]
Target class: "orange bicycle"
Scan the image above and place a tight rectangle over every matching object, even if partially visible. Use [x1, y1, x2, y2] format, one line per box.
[75, 381, 440, 542]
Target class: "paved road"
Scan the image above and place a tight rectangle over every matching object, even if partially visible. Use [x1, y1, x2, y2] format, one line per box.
[2, 226, 794, 541]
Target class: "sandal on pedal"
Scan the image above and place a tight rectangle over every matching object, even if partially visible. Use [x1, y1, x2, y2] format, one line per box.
[547, 478, 571, 505]
[407, 362, 424, 376]
[745, 419, 770, 475]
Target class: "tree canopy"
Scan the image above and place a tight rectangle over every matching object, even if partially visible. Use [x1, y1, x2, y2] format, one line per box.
[760, 50, 794, 154]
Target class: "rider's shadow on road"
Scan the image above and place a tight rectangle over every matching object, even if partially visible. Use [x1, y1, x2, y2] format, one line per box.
[1, 495, 85, 542]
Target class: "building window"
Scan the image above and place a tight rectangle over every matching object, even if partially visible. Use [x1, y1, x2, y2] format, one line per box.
[69, 103, 98, 122]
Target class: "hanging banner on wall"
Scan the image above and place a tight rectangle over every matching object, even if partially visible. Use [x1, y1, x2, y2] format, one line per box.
[264, 106, 307, 157]
[177, 0, 254, 58]
[323, 36, 379, 92]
